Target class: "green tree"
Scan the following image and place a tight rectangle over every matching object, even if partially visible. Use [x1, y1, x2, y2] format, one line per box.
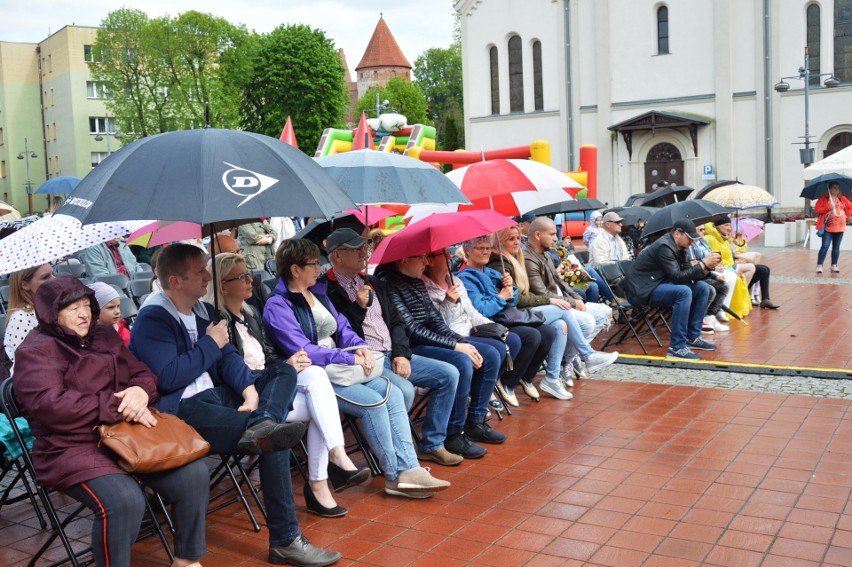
[238, 24, 349, 154]
[355, 77, 430, 127]
[413, 42, 464, 150]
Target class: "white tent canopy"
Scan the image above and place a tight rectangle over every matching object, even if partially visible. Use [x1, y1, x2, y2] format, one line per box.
[803, 144, 852, 181]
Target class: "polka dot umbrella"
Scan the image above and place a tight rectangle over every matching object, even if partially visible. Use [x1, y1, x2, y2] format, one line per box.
[0, 213, 150, 275]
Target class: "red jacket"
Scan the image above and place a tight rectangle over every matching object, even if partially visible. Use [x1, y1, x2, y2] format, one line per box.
[815, 193, 852, 231]
[13, 277, 159, 491]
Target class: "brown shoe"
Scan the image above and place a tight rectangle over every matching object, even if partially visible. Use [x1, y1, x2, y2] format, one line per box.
[759, 300, 780, 310]
[417, 447, 463, 466]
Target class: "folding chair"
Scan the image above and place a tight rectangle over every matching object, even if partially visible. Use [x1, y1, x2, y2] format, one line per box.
[597, 261, 666, 354]
[129, 279, 152, 305]
[0, 378, 174, 567]
[207, 453, 266, 532]
[265, 258, 277, 276]
[120, 297, 138, 325]
[133, 269, 154, 282]
[94, 273, 130, 294]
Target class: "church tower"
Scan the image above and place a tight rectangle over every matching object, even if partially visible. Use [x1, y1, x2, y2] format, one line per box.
[355, 16, 412, 98]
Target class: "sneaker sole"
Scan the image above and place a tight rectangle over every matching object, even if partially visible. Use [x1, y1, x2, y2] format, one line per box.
[539, 380, 573, 400]
[238, 422, 307, 455]
[687, 343, 717, 351]
[667, 352, 701, 360]
[384, 487, 433, 499]
[396, 481, 450, 493]
[585, 357, 618, 375]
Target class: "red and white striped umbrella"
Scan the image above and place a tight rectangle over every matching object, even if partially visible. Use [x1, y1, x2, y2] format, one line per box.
[0, 214, 150, 274]
[446, 159, 583, 201]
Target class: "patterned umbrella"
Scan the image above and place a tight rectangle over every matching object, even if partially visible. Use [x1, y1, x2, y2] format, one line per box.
[702, 184, 779, 210]
[0, 214, 149, 274]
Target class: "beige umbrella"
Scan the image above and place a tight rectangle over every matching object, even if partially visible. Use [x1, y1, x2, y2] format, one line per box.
[701, 184, 778, 210]
[0, 200, 21, 220]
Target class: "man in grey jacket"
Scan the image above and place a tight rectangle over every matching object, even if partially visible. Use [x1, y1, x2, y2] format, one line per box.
[84, 238, 139, 278]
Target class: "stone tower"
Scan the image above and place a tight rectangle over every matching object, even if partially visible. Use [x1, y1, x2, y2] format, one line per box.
[355, 16, 412, 99]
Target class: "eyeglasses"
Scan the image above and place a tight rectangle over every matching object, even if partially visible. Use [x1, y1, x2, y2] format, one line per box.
[607, 220, 623, 225]
[302, 261, 323, 269]
[222, 271, 253, 284]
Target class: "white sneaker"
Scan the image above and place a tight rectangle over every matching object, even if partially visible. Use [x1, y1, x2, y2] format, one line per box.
[816, 265, 823, 274]
[716, 310, 729, 322]
[539, 377, 573, 400]
[571, 355, 588, 379]
[583, 351, 619, 374]
[702, 316, 715, 334]
[711, 318, 729, 332]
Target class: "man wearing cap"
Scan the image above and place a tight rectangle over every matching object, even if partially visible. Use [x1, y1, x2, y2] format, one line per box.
[512, 213, 537, 241]
[588, 211, 631, 269]
[320, 228, 464, 467]
[626, 219, 721, 360]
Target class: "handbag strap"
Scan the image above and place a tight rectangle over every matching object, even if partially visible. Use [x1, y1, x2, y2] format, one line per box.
[334, 375, 393, 408]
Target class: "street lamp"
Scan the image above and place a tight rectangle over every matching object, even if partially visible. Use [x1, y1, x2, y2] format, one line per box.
[774, 46, 841, 166]
[94, 128, 122, 156]
[17, 137, 37, 214]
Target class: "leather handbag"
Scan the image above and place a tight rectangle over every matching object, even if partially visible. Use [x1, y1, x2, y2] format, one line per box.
[491, 306, 545, 327]
[324, 346, 386, 387]
[95, 408, 210, 473]
[470, 322, 509, 341]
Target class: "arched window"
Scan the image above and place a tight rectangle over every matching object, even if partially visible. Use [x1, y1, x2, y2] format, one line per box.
[508, 35, 524, 112]
[835, 0, 852, 82]
[825, 132, 852, 157]
[807, 3, 821, 85]
[657, 6, 669, 54]
[489, 46, 499, 115]
[533, 40, 543, 111]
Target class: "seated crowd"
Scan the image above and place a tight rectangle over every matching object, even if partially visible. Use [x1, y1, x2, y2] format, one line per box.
[0, 209, 770, 566]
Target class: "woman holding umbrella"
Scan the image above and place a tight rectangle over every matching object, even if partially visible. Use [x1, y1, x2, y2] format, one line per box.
[815, 181, 852, 273]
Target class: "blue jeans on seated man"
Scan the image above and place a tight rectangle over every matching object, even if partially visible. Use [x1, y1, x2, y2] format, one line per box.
[586, 266, 615, 302]
[647, 280, 711, 351]
[332, 377, 420, 480]
[177, 363, 301, 547]
[380, 352, 460, 454]
[532, 304, 593, 378]
[411, 342, 500, 433]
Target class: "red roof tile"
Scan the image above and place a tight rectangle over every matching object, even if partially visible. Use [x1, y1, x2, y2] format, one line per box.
[355, 17, 412, 71]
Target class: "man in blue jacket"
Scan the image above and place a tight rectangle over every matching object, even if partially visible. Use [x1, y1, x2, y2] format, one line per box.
[130, 243, 341, 567]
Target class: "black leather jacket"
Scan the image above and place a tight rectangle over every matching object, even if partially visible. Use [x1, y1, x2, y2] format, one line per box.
[626, 233, 707, 305]
[224, 304, 282, 367]
[380, 267, 465, 350]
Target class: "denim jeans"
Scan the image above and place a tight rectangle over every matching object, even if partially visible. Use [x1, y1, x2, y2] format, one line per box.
[177, 365, 300, 547]
[381, 352, 459, 453]
[818, 231, 844, 266]
[586, 266, 615, 301]
[66, 463, 209, 567]
[532, 305, 594, 377]
[412, 343, 500, 432]
[333, 377, 419, 480]
[648, 281, 710, 350]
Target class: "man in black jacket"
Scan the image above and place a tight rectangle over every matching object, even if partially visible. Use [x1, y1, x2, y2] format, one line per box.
[320, 229, 464, 466]
[626, 219, 721, 360]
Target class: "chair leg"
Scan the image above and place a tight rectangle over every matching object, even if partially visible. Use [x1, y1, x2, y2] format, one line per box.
[342, 416, 382, 476]
[208, 455, 262, 532]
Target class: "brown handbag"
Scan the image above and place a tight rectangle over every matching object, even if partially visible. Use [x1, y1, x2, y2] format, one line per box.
[95, 408, 210, 473]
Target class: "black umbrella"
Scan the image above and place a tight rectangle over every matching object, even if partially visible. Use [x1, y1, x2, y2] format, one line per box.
[640, 200, 729, 239]
[57, 129, 355, 227]
[638, 185, 695, 208]
[603, 206, 658, 227]
[527, 197, 606, 216]
[623, 193, 650, 207]
[296, 215, 367, 249]
[800, 173, 852, 200]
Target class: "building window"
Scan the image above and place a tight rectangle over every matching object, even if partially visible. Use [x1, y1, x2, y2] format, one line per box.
[86, 81, 110, 99]
[657, 6, 670, 54]
[836, 0, 852, 82]
[808, 4, 821, 85]
[52, 123, 57, 141]
[489, 46, 500, 115]
[1, 160, 5, 178]
[508, 35, 524, 112]
[0, 127, 3, 145]
[50, 89, 54, 107]
[89, 117, 116, 134]
[84, 45, 94, 62]
[825, 132, 852, 157]
[533, 40, 543, 111]
[45, 124, 50, 141]
[92, 152, 108, 168]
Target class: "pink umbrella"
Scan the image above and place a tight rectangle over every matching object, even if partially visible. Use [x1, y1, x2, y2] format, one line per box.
[127, 221, 202, 248]
[343, 205, 397, 226]
[733, 217, 764, 242]
[369, 210, 516, 266]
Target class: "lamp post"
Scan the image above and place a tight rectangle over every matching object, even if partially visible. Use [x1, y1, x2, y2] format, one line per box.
[94, 128, 122, 157]
[17, 137, 37, 214]
[774, 46, 840, 166]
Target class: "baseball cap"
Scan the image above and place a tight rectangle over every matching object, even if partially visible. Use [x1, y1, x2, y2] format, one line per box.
[326, 228, 367, 254]
[601, 211, 624, 223]
[512, 213, 537, 224]
[671, 219, 701, 240]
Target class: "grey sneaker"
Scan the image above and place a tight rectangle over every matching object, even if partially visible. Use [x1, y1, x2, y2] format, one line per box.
[559, 364, 574, 388]
[687, 337, 716, 351]
[571, 354, 588, 379]
[667, 346, 701, 360]
[583, 351, 619, 374]
[539, 377, 573, 400]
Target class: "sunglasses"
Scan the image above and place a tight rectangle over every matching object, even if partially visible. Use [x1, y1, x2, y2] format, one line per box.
[222, 271, 253, 284]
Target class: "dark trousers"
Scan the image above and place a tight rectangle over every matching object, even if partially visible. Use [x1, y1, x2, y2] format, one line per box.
[500, 324, 553, 388]
[65, 462, 209, 567]
[747, 264, 772, 300]
[706, 276, 728, 317]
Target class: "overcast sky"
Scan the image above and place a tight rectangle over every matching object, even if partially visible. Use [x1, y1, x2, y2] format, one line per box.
[1, 0, 457, 75]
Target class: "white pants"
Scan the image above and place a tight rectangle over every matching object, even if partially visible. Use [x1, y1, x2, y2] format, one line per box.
[286, 366, 344, 481]
[717, 269, 739, 308]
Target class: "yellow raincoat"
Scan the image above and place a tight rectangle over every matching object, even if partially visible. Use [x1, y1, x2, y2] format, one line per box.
[702, 222, 752, 317]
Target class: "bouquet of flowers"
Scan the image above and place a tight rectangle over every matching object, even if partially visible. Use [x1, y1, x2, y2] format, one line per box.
[555, 246, 595, 292]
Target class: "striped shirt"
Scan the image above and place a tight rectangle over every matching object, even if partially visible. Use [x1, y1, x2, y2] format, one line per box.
[333, 270, 393, 353]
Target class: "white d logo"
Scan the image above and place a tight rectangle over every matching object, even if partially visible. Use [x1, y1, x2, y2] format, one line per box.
[222, 162, 279, 206]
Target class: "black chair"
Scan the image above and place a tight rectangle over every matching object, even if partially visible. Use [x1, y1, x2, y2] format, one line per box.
[129, 279, 152, 305]
[94, 273, 130, 294]
[573, 250, 590, 264]
[207, 454, 266, 532]
[120, 297, 138, 325]
[265, 258, 277, 276]
[133, 269, 154, 281]
[597, 261, 665, 354]
[0, 378, 175, 566]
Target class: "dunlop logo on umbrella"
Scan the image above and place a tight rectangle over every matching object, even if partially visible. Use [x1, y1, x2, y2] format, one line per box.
[67, 197, 94, 209]
[222, 162, 279, 206]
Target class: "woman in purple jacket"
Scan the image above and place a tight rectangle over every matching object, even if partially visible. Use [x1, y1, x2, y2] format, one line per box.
[13, 277, 208, 567]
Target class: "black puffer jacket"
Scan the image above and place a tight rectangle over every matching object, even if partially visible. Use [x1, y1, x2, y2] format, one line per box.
[625, 233, 706, 305]
[380, 267, 465, 350]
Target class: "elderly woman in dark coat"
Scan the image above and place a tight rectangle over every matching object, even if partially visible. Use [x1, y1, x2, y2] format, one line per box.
[13, 277, 208, 567]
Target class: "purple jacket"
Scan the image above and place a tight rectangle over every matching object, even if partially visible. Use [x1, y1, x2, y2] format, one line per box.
[263, 279, 367, 366]
[13, 277, 159, 491]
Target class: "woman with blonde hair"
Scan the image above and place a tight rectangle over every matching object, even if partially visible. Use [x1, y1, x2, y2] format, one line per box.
[209, 252, 369, 517]
[4, 263, 55, 366]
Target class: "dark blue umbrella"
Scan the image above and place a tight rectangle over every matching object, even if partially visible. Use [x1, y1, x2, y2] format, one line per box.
[800, 173, 852, 200]
[56, 129, 355, 228]
[35, 176, 80, 195]
[641, 200, 729, 239]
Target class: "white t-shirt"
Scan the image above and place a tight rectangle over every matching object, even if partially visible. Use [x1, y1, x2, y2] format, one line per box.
[178, 311, 215, 400]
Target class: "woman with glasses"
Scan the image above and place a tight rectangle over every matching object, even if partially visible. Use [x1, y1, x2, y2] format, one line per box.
[456, 236, 556, 404]
[209, 252, 369, 518]
[263, 239, 450, 500]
